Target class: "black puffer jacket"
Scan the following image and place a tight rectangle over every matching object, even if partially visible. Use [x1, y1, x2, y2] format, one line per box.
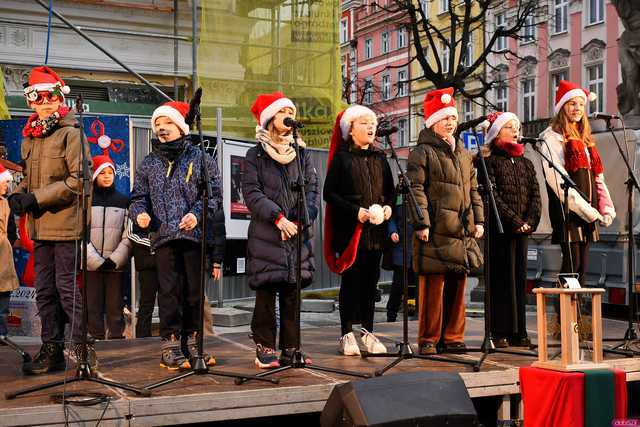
[242, 144, 319, 289]
[323, 144, 395, 253]
[484, 149, 541, 234]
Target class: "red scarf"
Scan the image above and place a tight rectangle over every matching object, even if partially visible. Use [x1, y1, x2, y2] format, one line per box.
[22, 105, 70, 138]
[494, 138, 524, 157]
[564, 138, 603, 175]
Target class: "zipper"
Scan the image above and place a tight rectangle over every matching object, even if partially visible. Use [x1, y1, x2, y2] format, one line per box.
[100, 205, 106, 256]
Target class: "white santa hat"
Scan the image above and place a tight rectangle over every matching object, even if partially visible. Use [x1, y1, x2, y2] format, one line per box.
[23, 66, 71, 102]
[338, 105, 378, 141]
[250, 92, 297, 128]
[151, 101, 190, 136]
[92, 155, 115, 182]
[423, 87, 458, 129]
[554, 80, 598, 115]
[480, 111, 520, 144]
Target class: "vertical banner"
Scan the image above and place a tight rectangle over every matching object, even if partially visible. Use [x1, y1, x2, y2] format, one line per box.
[198, 0, 342, 148]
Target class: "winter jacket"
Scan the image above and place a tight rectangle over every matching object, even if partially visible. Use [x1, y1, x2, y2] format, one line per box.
[242, 144, 318, 289]
[0, 197, 19, 292]
[323, 144, 395, 253]
[386, 201, 414, 268]
[406, 127, 484, 274]
[87, 185, 132, 271]
[14, 110, 91, 241]
[129, 138, 223, 251]
[126, 219, 156, 271]
[484, 149, 541, 235]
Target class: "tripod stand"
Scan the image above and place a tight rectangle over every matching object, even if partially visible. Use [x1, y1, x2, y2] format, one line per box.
[6, 96, 149, 399]
[145, 89, 277, 390]
[238, 120, 370, 384]
[360, 133, 478, 376]
[0, 336, 32, 365]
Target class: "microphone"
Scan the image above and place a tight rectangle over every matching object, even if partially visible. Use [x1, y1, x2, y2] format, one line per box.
[590, 112, 620, 120]
[283, 117, 304, 128]
[185, 87, 203, 126]
[376, 125, 399, 138]
[518, 136, 545, 145]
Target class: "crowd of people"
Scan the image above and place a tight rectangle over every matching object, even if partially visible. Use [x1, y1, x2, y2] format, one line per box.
[0, 65, 616, 376]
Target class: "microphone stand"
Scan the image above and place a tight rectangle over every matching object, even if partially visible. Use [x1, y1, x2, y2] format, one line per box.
[145, 91, 278, 390]
[360, 132, 478, 375]
[599, 118, 640, 357]
[7, 96, 150, 399]
[238, 122, 370, 384]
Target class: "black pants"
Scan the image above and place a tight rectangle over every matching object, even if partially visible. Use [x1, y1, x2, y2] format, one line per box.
[136, 268, 159, 338]
[386, 266, 417, 321]
[155, 240, 201, 339]
[339, 249, 382, 336]
[86, 271, 125, 339]
[561, 241, 590, 287]
[34, 241, 83, 343]
[489, 233, 529, 339]
[251, 283, 297, 350]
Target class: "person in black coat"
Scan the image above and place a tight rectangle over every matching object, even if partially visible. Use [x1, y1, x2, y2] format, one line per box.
[243, 92, 319, 369]
[482, 112, 541, 347]
[323, 105, 395, 356]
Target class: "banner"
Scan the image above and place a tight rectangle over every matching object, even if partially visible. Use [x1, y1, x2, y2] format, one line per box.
[198, 0, 342, 148]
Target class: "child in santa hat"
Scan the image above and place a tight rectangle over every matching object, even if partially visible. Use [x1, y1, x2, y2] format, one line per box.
[242, 92, 318, 368]
[482, 112, 541, 348]
[406, 87, 484, 355]
[10, 66, 94, 374]
[323, 105, 394, 356]
[0, 165, 19, 344]
[129, 99, 222, 370]
[86, 155, 131, 340]
[539, 81, 615, 287]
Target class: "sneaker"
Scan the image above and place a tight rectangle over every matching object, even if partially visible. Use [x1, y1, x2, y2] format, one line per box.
[255, 344, 280, 369]
[444, 342, 467, 354]
[184, 333, 216, 367]
[23, 342, 65, 375]
[360, 328, 387, 354]
[73, 342, 98, 374]
[160, 335, 190, 370]
[280, 348, 312, 366]
[339, 332, 361, 356]
[418, 342, 437, 355]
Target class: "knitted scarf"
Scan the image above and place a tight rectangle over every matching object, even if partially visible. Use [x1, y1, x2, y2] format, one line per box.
[22, 105, 71, 138]
[564, 138, 604, 175]
[256, 126, 305, 165]
[494, 138, 525, 157]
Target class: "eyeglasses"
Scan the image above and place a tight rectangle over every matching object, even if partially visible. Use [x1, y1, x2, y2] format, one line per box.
[32, 92, 61, 105]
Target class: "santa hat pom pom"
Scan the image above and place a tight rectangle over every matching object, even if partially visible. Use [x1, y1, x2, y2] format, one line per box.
[368, 204, 384, 225]
[588, 92, 598, 102]
[61, 85, 70, 95]
[479, 120, 491, 131]
[441, 93, 452, 104]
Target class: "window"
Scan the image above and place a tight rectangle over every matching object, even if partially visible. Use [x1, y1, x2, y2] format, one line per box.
[341, 63, 347, 79]
[495, 13, 507, 52]
[439, 0, 450, 14]
[522, 78, 535, 122]
[340, 18, 348, 44]
[586, 63, 604, 113]
[494, 84, 508, 112]
[398, 118, 408, 146]
[364, 78, 373, 105]
[553, 0, 568, 34]
[462, 99, 473, 123]
[521, 14, 536, 43]
[381, 32, 390, 54]
[420, 0, 429, 18]
[550, 70, 567, 110]
[440, 42, 450, 73]
[588, 0, 604, 24]
[463, 34, 473, 68]
[382, 74, 391, 100]
[397, 28, 407, 49]
[397, 69, 408, 97]
[365, 38, 373, 59]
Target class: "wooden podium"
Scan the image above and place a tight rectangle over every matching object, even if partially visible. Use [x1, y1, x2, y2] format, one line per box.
[532, 287, 608, 371]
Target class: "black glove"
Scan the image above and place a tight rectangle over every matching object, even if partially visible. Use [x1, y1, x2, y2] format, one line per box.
[8, 193, 39, 216]
[98, 258, 116, 271]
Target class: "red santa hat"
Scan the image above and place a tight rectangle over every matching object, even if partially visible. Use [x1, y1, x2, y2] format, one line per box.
[250, 92, 296, 128]
[92, 155, 115, 182]
[0, 164, 12, 183]
[151, 101, 190, 136]
[23, 66, 71, 102]
[424, 87, 458, 129]
[554, 80, 597, 115]
[480, 111, 520, 144]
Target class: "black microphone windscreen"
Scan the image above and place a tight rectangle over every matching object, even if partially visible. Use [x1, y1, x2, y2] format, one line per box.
[185, 88, 203, 126]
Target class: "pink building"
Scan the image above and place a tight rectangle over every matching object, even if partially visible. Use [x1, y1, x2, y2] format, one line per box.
[340, 0, 411, 147]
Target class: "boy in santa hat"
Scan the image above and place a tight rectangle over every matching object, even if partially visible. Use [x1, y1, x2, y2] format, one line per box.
[129, 99, 222, 370]
[406, 87, 484, 355]
[10, 66, 94, 374]
[323, 105, 395, 356]
[0, 165, 19, 345]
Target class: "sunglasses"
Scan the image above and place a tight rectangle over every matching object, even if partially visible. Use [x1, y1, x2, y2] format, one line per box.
[32, 92, 61, 105]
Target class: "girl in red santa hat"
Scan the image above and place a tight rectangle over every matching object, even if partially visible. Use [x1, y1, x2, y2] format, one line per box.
[482, 112, 541, 348]
[242, 92, 319, 369]
[323, 105, 394, 356]
[539, 81, 615, 289]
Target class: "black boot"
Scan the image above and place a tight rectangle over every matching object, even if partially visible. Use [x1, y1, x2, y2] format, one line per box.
[22, 342, 65, 375]
[73, 342, 98, 375]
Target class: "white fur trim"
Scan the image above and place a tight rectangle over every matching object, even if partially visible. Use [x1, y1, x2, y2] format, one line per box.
[368, 204, 384, 225]
[151, 105, 190, 136]
[0, 170, 13, 183]
[441, 93, 452, 104]
[98, 135, 111, 149]
[554, 88, 588, 115]
[340, 105, 378, 140]
[486, 112, 519, 144]
[425, 106, 458, 129]
[259, 97, 296, 128]
[92, 161, 115, 182]
[588, 92, 598, 102]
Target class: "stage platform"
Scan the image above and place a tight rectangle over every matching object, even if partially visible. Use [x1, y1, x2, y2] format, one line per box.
[1, 318, 640, 426]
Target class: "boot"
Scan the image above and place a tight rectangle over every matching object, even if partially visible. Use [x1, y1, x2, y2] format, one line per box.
[22, 342, 65, 375]
[73, 342, 98, 375]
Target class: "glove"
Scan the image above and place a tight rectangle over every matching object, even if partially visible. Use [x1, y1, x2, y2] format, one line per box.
[600, 213, 614, 227]
[9, 193, 39, 216]
[98, 258, 116, 271]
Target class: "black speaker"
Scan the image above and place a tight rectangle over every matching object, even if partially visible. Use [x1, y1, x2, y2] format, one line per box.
[320, 371, 478, 427]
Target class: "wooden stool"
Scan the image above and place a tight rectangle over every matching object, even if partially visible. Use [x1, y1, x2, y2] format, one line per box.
[532, 287, 608, 371]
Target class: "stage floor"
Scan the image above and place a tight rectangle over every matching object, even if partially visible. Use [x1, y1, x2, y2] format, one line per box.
[2, 318, 640, 426]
